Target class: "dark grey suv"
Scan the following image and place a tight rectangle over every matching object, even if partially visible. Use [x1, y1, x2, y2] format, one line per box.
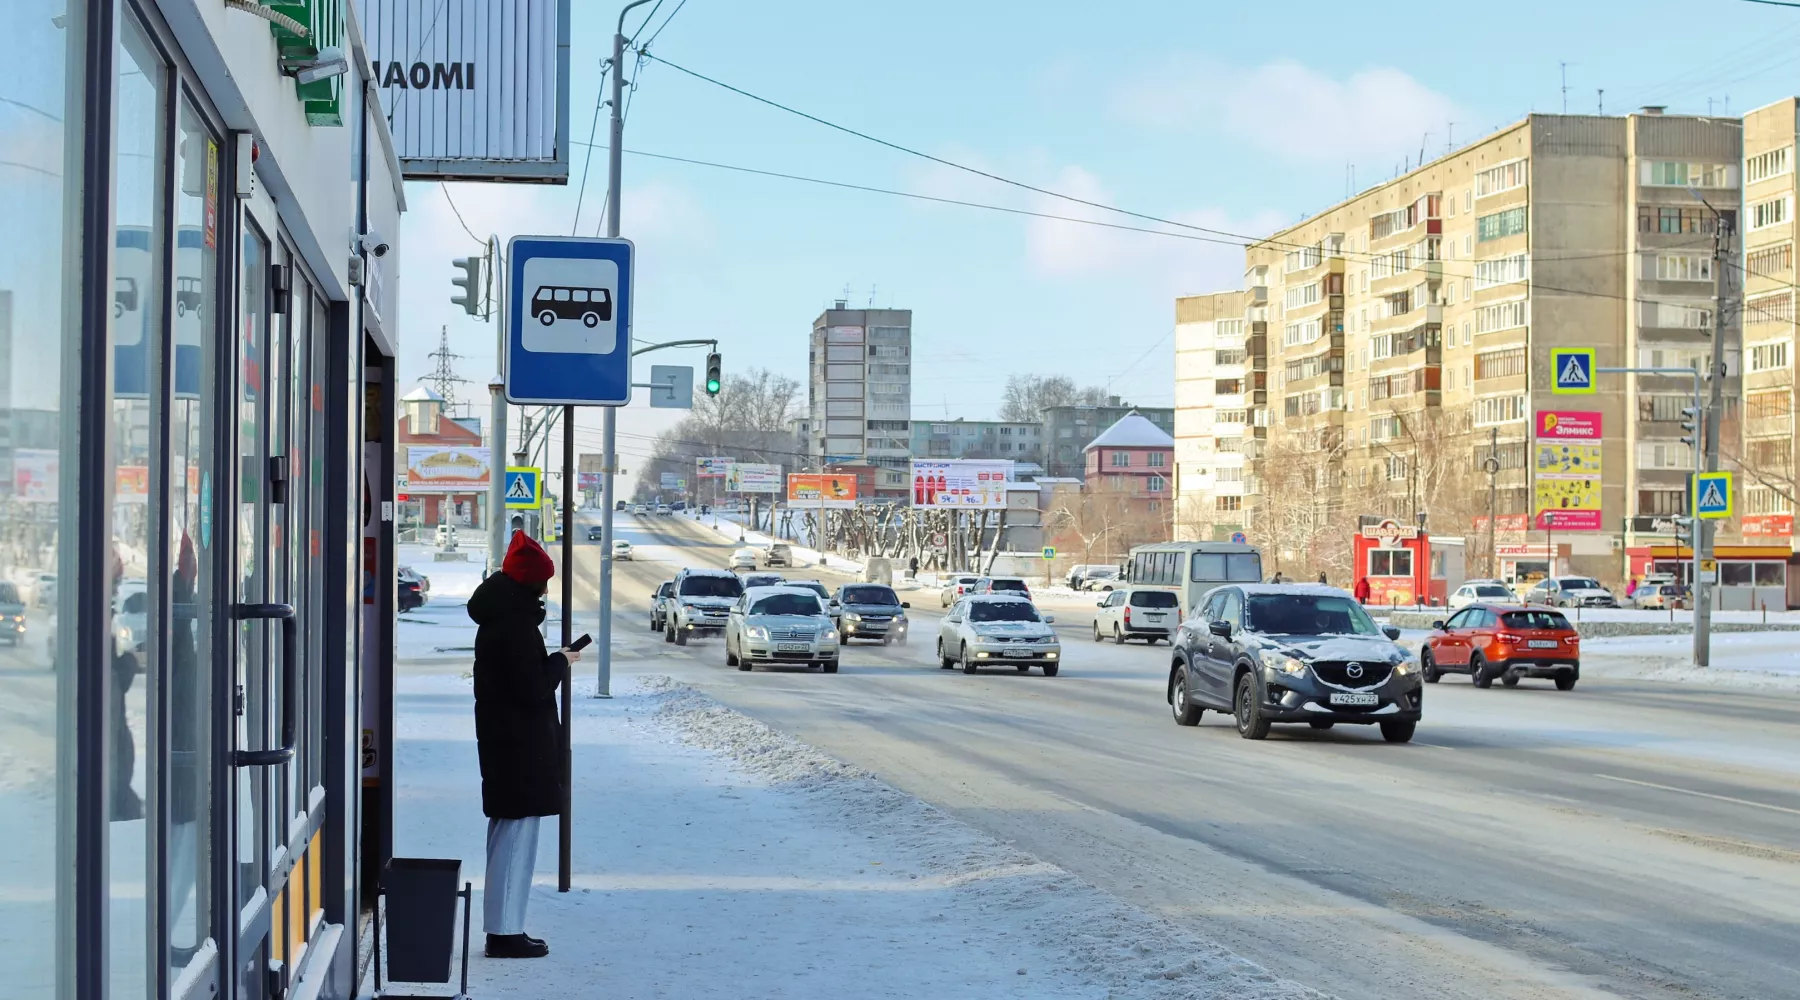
[1166, 584, 1421, 743]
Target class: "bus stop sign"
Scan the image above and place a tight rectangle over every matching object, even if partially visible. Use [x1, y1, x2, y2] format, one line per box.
[505, 235, 634, 406]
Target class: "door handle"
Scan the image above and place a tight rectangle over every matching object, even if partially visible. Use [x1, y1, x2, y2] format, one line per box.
[233, 602, 297, 767]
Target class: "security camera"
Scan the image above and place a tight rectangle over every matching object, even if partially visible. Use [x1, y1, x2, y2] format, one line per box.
[358, 231, 390, 258]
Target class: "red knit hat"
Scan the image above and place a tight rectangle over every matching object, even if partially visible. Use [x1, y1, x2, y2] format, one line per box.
[502, 530, 555, 585]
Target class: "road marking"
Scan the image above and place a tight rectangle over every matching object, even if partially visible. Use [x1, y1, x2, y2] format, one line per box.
[1413, 742, 1458, 750]
[1593, 773, 1800, 817]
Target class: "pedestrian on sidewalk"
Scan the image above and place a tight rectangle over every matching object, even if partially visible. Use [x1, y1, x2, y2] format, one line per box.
[1353, 576, 1372, 604]
[1317, 571, 1328, 586]
[908, 555, 919, 580]
[468, 530, 581, 959]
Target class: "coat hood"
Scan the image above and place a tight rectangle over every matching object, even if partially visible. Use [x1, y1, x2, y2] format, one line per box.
[468, 571, 546, 627]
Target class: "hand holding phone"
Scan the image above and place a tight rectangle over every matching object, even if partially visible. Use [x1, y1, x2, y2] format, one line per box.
[567, 633, 593, 652]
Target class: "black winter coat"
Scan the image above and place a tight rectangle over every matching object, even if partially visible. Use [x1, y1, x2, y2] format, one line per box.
[469, 572, 567, 819]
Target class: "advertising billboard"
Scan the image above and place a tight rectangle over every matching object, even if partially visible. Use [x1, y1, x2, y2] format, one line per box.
[910, 459, 1014, 508]
[724, 463, 781, 493]
[695, 456, 732, 479]
[659, 472, 682, 491]
[364, 0, 570, 182]
[787, 473, 858, 509]
[405, 447, 491, 492]
[1533, 410, 1603, 530]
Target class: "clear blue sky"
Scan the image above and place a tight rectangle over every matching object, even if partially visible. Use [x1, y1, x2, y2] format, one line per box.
[395, 0, 1800, 485]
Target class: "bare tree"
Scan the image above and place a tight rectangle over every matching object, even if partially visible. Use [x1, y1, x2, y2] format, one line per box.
[634, 368, 803, 501]
[998, 374, 1113, 423]
[1045, 483, 1164, 567]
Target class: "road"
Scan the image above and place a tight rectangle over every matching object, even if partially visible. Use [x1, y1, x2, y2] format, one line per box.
[561, 509, 1800, 1000]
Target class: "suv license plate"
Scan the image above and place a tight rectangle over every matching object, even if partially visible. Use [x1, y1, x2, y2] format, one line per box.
[1002, 648, 1033, 658]
[776, 643, 808, 652]
[1327, 692, 1379, 707]
[1527, 639, 1559, 649]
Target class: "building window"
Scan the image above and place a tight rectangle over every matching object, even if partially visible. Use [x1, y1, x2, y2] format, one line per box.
[1746, 291, 1795, 326]
[1654, 254, 1713, 282]
[1637, 442, 1695, 469]
[1216, 495, 1242, 511]
[1148, 452, 1167, 467]
[1474, 253, 1529, 289]
[1111, 451, 1131, 467]
[1475, 159, 1526, 197]
[1147, 476, 1166, 492]
[1638, 489, 1688, 515]
[1369, 548, 1415, 576]
[1474, 348, 1527, 380]
[1477, 206, 1527, 241]
[1473, 394, 1528, 426]
[1640, 300, 1713, 330]
[1385, 455, 1409, 480]
[1475, 298, 1528, 334]
[1644, 161, 1732, 187]
[1283, 318, 1322, 347]
[1749, 145, 1793, 184]
[1284, 281, 1322, 309]
[1640, 206, 1736, 235]
[1747, 390, 1794, 422]
[1750, 340, 1792, 371]
[1748, 242, 1794, 279]
[1752, 195, 1792, 231]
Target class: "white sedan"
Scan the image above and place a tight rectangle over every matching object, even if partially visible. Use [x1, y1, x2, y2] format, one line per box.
[612, 540, 634, 561]
[1448, 581, 1515, 609]
[937, 595, 1060, 676]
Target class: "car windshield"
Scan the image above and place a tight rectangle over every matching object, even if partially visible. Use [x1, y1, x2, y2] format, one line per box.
[0, 582, 20, 603]
[968, 601, 1040, 623]
[657, 583, 673, 596]
[1244, 594, 1380, 636]
[1501, 610, 1572, 630]
[750, 594, 822, 616]
[1558, 578, 1602, 590]
[842, 585, 898, 605]
[1660, 585, 1682, 595]
[680, 576, 743, 598]
[1475, 585, 1512, 597]
[1129, 591, 1179, 608]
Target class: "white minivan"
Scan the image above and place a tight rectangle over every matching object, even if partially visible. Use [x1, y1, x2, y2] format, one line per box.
[1092, 587, 1181, 644]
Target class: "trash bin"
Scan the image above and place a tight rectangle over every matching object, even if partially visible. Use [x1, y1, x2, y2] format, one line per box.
[381, 858, 466, 987]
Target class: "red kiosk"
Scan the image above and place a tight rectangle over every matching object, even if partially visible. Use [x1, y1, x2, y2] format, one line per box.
[1353, 518, 1432, 605]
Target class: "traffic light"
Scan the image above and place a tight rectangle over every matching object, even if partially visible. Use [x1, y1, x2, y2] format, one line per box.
[704, 352, 722, 395]
[451, 256, 482, 317]
[1679, 406, 1701, 448]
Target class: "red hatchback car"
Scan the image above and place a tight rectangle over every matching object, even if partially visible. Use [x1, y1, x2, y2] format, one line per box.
[1421, 603, 1580, 690]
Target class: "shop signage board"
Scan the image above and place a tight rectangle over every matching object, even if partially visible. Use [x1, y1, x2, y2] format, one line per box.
[1534, 410, 1602, 530]
[724, 463, 781, 493]
[787, 473, 858, 509]
[695, 457, 732, 479]
[910, 459, 1014, 509]
[406, 446, 491, 492]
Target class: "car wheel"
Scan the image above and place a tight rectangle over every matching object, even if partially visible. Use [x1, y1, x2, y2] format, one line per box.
[880, 634, 892, 646]
[725, 638, 738, 667]
[1555, 673, 1578, 691]
[737, 657, 752, 672]
[961, 644, 977, 674]
[938, 639, 955, 669]
[664, 623, 675, 644]
[1112, 625, 1125, 645]
[1092, 622, 1103, 642]
[1469, 652, 1492, 688]
[1308, 720, 1335, 730]
[650, 616, 660, 633]
[1234, 673, 1270, 740]
[1170, 670, 1202, 726]
[1041, 663, 1059, 677]
[675, 626, 688, 647]
[1420, 649, 1441, 684]
[821, 659, 839, 674]
[1380, 720, 1416, 743]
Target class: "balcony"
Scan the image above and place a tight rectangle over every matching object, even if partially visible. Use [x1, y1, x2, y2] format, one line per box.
[1746, 415, 1795, 440]
[1369, 301, 1442, 335]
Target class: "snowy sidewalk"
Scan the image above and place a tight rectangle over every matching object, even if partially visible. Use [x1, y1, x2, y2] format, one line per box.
[388, 668, 1325, 1000]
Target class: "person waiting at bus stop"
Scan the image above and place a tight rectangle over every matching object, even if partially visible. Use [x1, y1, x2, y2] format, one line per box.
[468, 530, 582, 959]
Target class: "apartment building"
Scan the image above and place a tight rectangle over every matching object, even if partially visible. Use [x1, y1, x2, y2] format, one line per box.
[910, 418, 1045, 461]
[1043, 400, 1175, 478]
[1178, 110, 1747, 583]
[1173, 290, 1255, 540]
[808, 302, 913, 474]
[1740, 99, 1799, 547]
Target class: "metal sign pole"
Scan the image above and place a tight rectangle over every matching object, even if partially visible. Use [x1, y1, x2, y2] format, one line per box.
[559, 405, 574, 893]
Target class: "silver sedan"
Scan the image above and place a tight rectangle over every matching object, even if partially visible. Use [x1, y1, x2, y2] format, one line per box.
[936, 595, 1061, 676]
[724, 586, 841, 673]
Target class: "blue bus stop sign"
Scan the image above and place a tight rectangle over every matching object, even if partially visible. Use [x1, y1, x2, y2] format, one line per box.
[505, 235, 634, 406]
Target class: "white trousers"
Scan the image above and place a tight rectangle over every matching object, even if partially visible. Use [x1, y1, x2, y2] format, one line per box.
[484, 816, 540, 936]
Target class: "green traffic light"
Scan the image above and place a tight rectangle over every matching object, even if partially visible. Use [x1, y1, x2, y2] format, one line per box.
[705, 378, 721, 393]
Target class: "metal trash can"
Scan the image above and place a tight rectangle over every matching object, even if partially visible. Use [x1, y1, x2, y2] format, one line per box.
[378, 858, 472, 998]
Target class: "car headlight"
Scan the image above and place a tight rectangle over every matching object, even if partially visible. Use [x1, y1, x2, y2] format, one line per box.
[842, 612, 861, 622]
[1393, 660, 1414, 676]
[822, 629, 839, 642]
[744, 625, 769, 641]
[1271, 655, 1307, 676]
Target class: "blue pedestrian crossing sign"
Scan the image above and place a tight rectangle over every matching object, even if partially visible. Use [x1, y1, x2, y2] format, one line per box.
[504, 467, 541, 510]
[1551, 348, 1596, 394]
[1694, 471, 1734, 519]
[1041, 547, 1057, 560]
[505, 235, 634, 406]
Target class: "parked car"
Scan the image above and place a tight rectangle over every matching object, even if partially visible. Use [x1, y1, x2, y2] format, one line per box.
[671, 501, 687, 513]
[764, 543, 793, 568]
[1448, 581, 1516, 609]
[1632, 583, 1686, 610]
[0, 581, 27, 645]
[1078, 567, 1121, 591]
[830, 583, 910, 644]
[1092, 587, 1181, 644]
[1525, 576, 1616, 608]
[740, 572, 785, 589]
[724, 586, 840, 672]
[1066, 564, 1111, 590]
[730, 547, 760, 571]
[649, 580, 675, 632]
[665, 568, 744, 645]
[972, 577, 1031, 599]
[1421, 604, 1579, 690]
[1166, 585, 1419, 742]
[434, 523, 458, 548]
[937, 595, 1060, 675]
[398, 574, 424, 612]
[939, 574, 981, 607]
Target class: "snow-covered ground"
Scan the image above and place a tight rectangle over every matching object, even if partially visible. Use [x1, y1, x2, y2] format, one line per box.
[395, 543, 489, 659]
[685, 511, 867, 576]
[387, 669, 1327, 1000]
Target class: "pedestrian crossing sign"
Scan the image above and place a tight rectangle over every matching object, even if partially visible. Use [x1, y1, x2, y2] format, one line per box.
[1550, 348, 1596, 394]
[504, 467, 542, 510]
[1694, 471, 1733, 519]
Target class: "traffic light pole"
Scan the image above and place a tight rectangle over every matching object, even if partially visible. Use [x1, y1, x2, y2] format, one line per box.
[1694, 212, 1732, 668]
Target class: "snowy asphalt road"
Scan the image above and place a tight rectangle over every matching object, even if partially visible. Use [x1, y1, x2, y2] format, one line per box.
[560, 511, 1800, 1000]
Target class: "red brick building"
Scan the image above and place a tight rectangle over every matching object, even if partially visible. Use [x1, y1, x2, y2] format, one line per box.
[398, 386, 487, 529]
[1083, 411, 1176, 521]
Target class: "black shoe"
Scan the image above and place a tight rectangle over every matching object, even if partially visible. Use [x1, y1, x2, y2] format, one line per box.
[485, 933, 549, 959]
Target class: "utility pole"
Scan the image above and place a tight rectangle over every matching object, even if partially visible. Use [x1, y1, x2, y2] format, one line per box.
[1483, 427, 1500, 579]
[1695, 203, 1733, 666]
[487, 236, 508, 574]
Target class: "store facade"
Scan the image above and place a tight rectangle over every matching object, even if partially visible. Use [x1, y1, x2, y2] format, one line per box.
[1, 0, 403, 997]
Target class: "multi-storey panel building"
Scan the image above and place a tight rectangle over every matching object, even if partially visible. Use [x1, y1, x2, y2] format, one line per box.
[808, 303, 913, 482]
[1178, 110, 1750, 584]
[910, 419, 1045, 461]
[1741, 99, 1799, 547]
[1173, 291, 1253, 540]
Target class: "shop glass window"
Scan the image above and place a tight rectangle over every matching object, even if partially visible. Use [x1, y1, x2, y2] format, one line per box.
[1721, 562, 1753, 586]
[1755, 563, 1786, 587]
[1369, 549, 1414, 576]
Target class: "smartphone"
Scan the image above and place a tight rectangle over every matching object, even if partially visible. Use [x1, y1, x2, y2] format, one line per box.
[567, 633, 593, 652]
